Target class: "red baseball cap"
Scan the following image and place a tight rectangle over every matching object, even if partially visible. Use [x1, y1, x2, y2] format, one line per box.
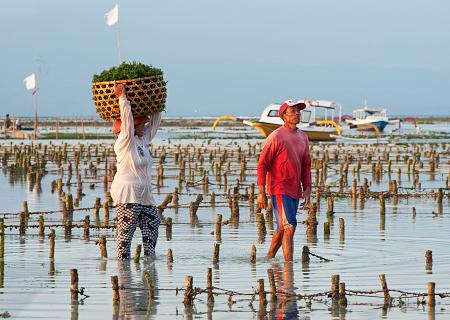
[278, 100, 307, 117]
[113, 116, 150, 134]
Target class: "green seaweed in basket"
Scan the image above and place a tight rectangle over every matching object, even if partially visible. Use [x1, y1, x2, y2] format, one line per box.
[92, 61, 163, 82]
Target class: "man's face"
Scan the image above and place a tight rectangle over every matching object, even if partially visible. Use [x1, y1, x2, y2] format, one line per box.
[282, 106, 301, 124]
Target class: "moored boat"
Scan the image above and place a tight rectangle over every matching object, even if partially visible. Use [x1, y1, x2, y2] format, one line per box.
[213, 99, 342, 141]
[346, 104, 389, 132]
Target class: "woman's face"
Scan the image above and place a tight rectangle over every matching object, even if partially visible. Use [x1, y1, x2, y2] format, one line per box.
[134, 123, 146, 137]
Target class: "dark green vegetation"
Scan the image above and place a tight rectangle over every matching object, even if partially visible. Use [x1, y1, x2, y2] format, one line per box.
[41, 133, 113, 140]
[92, 61, 163, 82]
[344, 133, 450, 140]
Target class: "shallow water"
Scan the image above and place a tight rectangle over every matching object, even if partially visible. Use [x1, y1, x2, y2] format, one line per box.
[0, 136, 449, 319]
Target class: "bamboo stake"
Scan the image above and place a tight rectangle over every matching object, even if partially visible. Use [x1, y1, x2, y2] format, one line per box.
[256, 213, 266, 243]
[111, 275, 120, 305]
[98, 235, 107, 258]
[0, 218, 4, 260]
[379, 274, 391, 307]
[208, 191, 215, 207]
[103, 203, 109, 227]
[267, 268, 277, 301]
[428, 282, 435, 307]
[49, 229, 56, 261]
[207, 268, 214, 304]
[70, 269, 79, 301]
[249, 244, 256, 264]
[257, 279, 267, 308]
[21, 200, 29, 220]
[324, 222, 330, 239]
[326, 195, 334, 216]
[144, 271, 155, 300]
[183, 276, 194, 306]
[166, 217, 173, 241]
[379, 194, 385, 215]
[93, 198, 101, 227]
[19, 212, 26, 236]
[212, 243, 220, 263]
[331, 274, 340, 300]
[167, 248, 174, 264]
[134, 244, 142, 264]
[339, 218, 345, 242]
[339, 282, 347, 306]
[306, 204, 318, 237]
[172, 187, 179, 207]
[38, 215, 45, 237]
[83, 215, 90, 239]
[301, 245, 310, 263]
[425, 250, 433, 271]
[215, 214, 222, 242]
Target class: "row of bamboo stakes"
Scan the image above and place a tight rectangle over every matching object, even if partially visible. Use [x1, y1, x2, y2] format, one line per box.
[64, 265, 441, 310]
[0, 140, 448, 314]
[1, 141, 448, 184]
[0, 212, 437, 284]
[5, 175, 446, 241]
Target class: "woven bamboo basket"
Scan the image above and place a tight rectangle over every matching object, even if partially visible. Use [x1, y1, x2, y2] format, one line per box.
[92, 75, 167, 120]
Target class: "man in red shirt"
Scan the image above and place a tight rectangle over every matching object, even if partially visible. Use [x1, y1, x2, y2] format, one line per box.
[257, 100, 312, 262]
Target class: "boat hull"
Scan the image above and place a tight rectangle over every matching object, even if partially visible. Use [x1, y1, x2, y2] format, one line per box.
[250, 121, 337, 141]
[355, 120, 388, 132]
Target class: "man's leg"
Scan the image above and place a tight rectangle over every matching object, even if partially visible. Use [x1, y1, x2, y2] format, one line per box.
[267, 229, 284, 258]
[268, 194, 286, 258]
[281, 226, 295, 262]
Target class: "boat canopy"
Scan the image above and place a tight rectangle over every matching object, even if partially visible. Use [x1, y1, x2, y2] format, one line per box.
[352, 107, 387, 121]
[259, 99, 342, 125]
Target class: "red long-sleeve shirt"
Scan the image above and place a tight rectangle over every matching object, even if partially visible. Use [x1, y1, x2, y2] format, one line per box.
[257, 125, 311, 199]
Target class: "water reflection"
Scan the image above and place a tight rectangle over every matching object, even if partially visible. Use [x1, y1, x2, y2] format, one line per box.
[428, 306, 435, 320]
[268, 262, 299, 320]
[114, 259, 159, 319]
[71, 300, 79, 320]
[0, 259, 4, 288]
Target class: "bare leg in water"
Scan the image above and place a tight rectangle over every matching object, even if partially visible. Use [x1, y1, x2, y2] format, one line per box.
[281, 227, 295, 262]
[267, 226, 295, 262]
[267, 230, 283, 259]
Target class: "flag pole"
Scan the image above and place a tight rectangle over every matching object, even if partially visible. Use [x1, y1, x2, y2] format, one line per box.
[33, 73, 39, 140]
[116, 0, 122, 64]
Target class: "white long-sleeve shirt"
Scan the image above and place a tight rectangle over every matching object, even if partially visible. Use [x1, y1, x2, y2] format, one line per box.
[110, 97, 162, 206]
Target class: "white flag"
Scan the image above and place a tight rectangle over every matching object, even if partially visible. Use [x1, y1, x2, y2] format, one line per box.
[105, 4, 119, 26]
[24, 73, 36, 90]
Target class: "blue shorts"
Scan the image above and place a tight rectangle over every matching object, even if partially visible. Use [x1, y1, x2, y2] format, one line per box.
[271, 195, 299, 231]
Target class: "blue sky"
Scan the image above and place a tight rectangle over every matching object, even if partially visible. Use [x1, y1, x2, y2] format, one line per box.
[1, 0, 449, 117]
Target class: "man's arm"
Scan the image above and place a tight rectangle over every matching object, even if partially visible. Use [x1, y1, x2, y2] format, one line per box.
[300, 138, 312, 208]
[257, 184, 268, 210]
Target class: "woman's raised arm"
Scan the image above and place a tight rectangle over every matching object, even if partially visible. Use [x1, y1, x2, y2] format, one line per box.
[114, 83, 134, 140]
[144, 112, 162, 142]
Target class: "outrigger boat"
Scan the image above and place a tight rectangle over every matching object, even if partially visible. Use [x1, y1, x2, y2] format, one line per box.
[213, 99, 342, 141]
[345, 103, 389, 132]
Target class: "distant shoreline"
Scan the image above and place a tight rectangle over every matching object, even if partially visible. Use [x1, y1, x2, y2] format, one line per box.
[8, 116, 450, 128]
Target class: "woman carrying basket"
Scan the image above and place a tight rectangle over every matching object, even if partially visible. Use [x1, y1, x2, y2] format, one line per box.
[110, 83, 162, 260]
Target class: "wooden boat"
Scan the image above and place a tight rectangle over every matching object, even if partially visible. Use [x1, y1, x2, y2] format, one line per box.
[213, 99, 342, 141]
[345, 102, 389, 132]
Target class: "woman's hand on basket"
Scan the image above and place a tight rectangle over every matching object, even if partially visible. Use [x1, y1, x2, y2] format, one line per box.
[114, 82, 126, 99]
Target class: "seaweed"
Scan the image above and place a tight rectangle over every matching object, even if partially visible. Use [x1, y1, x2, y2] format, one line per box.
[92, 61, 163, 82]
